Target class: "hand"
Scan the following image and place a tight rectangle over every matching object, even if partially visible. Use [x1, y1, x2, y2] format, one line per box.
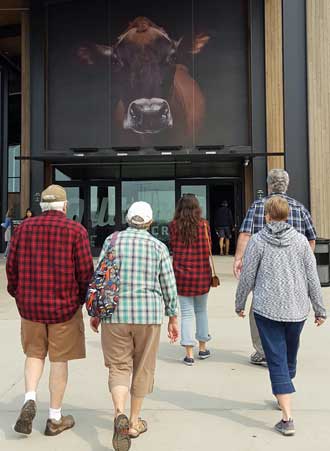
[315, 317, 326, 327]
[90, 317, 100, 333]
[168, 317, 179, 343]
[233, 258, 243, 279]
[237, 310, 246, 318]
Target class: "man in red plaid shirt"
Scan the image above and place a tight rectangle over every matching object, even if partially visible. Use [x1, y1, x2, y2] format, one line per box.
[6, 184, 94, 437]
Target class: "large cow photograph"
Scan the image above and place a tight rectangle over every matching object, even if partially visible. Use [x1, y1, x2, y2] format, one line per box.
[47, 0, 249, 150]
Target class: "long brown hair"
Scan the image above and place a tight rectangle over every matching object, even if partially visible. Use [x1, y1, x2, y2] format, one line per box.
[173, 194, 202, 246]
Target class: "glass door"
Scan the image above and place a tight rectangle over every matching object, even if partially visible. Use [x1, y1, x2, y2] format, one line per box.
[89, 184, 118, 253]
[121, 180, 175, 246]
[178, 182, 208, 219]
[65, 186, 86, 223]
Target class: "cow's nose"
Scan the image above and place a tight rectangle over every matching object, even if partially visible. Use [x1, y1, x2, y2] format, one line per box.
[158, 102, 170, 120]
[125, 98, 173, 133]
[130, 103, 143, 119]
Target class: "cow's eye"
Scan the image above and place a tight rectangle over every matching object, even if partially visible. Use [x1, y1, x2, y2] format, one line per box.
[166, 50, 177, 64]
[111, 53, 123, 70]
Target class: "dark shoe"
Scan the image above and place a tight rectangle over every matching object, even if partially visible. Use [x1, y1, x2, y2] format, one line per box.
[250, 351, 267, 366]
[198, 350, 211, 360]
[44, 415, 75, 436]
[183, 357, 195, 366]
[113, 414, 131, 451]
[275, 419, 295, 436]
[13, 400, 37, 435]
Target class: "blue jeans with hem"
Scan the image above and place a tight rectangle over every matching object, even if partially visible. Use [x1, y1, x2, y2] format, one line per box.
[254, 313, 305, 395]
[4, 241, 10, 257]
[179, 294, 211, 347]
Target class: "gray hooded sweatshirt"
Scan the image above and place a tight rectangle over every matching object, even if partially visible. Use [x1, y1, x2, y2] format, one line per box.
[235, 221, 326, 322]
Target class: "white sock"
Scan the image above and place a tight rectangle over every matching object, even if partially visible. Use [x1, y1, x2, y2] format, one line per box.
[49, 407, 62, 421]
[24, 391, 36, 404]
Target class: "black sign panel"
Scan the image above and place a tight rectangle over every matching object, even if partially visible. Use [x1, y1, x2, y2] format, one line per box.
[47, 0, 249, 150]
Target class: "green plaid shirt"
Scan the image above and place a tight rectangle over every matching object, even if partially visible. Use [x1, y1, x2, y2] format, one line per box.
[98, 227, 178, 324]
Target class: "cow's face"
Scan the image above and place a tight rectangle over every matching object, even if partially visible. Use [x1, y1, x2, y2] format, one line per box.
[114, 38, 178, 134]
[78, 17, 210, 135]
[98, 21, 181, 134]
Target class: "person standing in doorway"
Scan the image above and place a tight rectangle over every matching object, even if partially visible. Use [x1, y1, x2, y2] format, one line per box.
[235, 196, 326, 436]
[1, 207, 14, 258]
[23, 208, 34, 220]
[90, 201, 178, 451]
[6, 184, 94, 437]
[214, 200, 234, 255]
[233, 169, 317, 366]
[169, 194, 212, 366]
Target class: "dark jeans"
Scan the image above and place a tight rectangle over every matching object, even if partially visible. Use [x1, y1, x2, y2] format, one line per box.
[254, 313, 305, 395]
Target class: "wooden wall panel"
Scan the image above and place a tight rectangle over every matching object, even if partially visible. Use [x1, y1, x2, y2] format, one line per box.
[21, 10, 30, 215]
[307, 0, 330, 237]
[264, 0, 285, 170]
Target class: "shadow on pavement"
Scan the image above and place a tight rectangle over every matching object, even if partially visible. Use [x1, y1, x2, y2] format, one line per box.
[0, 396, 113, 450]
[157, 341, 259, 368]
[150, 387, 270, 431]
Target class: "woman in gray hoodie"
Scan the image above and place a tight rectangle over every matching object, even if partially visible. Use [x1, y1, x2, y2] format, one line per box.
[235, 196, 326, 436]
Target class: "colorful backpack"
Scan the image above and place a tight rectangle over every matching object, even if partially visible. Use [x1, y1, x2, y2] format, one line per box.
[86, 232, 120, 319]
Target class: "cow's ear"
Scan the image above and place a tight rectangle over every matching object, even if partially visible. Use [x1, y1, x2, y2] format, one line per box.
[95, 44, 113, 57]
[191, 33, 210, 54]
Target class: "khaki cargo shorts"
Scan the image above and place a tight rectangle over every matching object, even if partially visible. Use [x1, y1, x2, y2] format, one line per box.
[101, 323, 161, 397]
[21, 308, 86, 362]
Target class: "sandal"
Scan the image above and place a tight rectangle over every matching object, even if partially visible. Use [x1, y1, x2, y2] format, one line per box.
[113, 414, 131, 451]
[129, 418, 148, 439]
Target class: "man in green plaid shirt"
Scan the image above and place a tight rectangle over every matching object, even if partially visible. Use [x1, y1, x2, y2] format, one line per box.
[90, 201, 178, 451]
[97, 228, 178, 325]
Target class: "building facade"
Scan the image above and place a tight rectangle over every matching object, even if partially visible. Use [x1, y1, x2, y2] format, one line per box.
[1, 0, 329, 255]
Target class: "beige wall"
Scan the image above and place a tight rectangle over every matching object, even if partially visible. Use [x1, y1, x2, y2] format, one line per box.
[307, 0, 330, 237]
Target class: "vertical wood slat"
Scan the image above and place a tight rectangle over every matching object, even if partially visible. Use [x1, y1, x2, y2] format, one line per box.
[307, 0, 330, 237]
[21, 10, 30, 216]
[264, 0, 285, 170]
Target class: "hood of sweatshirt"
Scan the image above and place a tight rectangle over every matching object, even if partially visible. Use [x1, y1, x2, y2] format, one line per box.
[259, 221, 296, 247]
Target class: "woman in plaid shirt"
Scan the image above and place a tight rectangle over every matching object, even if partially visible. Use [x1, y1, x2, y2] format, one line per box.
[169, 194, 212, 366]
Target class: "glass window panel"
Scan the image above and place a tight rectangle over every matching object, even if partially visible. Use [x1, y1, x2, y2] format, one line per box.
[181, 185, 207, 217]
[90, 186, 116, 249]
[65, 187, 85, 223]
[122, 180, 175, 246]
[8, 177, 20, 193]
[55, 169, 72, 181]
[8, 145, 20, 178]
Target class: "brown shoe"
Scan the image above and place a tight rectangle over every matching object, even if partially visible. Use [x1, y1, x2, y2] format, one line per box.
[14, 400, 37, 435]
[112, 414, 131, 451]
[44, 415, 75, 436]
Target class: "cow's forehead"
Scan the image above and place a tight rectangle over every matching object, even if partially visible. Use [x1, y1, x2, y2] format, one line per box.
[117, 27, 172, 47]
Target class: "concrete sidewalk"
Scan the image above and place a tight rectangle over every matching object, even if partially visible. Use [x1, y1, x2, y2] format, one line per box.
[0, 255, 330, 451]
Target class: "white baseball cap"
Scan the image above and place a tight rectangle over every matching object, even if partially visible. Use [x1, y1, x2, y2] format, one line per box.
[127, 201, 153, 225]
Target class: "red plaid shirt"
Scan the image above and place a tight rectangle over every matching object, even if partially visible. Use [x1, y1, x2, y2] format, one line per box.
[6, 210, 94, 324]
[169, 220, 211, 296]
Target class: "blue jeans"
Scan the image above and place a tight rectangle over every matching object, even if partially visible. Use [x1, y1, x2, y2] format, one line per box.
[254, 313, 305, 395]
[179, 294, 211, 346]
[4, 241, 10, 257]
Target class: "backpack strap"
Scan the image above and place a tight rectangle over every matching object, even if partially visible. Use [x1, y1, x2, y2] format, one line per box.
[110, 231, 120, 247]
